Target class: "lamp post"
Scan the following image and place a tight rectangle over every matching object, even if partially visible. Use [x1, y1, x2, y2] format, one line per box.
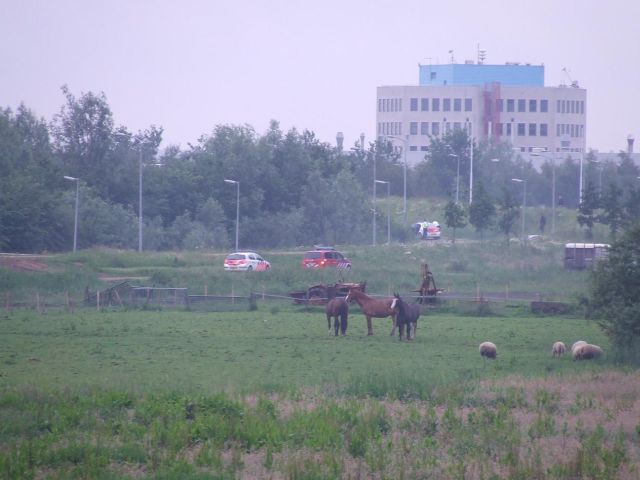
[63, 176, 79, 252]
[387, 135, 408, 224]
[512, 178, 527, 243]
[224, 179, 240, 251]
[448, 152, 460, 203]
[466, 119, 474, 204]
[531, 152, 556, 238]
[373, 150, 377, 246]
[589, 159, 603, 195]
[375, 180, 391, 245]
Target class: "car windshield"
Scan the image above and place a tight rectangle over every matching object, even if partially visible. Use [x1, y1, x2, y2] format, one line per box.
[226, 254, 245, 260]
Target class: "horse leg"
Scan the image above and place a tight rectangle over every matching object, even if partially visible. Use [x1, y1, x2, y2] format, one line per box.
[327, 314, 332, 334]
[367, 315, 373, 336]
[341, 311, 348, 335]
[334, 316, 339, 336]
[390, 313, 397, 336]
[398, 322, 404, 341]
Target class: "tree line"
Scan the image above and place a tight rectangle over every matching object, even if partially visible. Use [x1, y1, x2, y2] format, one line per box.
[2, 87, 639, 253]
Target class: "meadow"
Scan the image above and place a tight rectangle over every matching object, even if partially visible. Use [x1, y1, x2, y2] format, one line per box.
[1, 236, 638, 479]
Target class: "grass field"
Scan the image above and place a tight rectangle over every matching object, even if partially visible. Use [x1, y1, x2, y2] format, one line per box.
[0, 307, 611, 394]
[2, 240, 638, 479]
[2, 306, 639, 479]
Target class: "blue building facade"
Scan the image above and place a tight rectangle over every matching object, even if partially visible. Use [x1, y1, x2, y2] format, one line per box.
[419, 63, 544, 87]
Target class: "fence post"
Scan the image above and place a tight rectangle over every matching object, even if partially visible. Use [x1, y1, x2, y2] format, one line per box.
[97, 291, 100, 311]
[36, 292, 41, 313]
[248, 292, 257, 311]
[204, 285, 208, 297]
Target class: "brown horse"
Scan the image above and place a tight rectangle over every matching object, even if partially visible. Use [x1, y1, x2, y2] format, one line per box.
[326, 297, 349, 336]
[345, 288, 398, 336]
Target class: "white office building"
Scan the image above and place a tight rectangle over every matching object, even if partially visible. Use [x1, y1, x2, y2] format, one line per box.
[377, 62, 587, 167]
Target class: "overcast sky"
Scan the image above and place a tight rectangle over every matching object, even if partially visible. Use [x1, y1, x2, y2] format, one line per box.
[2, 0, 639, 153]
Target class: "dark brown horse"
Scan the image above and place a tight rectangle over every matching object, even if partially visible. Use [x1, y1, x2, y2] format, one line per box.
[345, 288, 398, 336]
[326, 297, 349, 336]
[393, 293, 421, 341]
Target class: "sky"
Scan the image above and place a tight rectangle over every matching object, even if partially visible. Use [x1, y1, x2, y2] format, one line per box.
[2, 0, 639, 154]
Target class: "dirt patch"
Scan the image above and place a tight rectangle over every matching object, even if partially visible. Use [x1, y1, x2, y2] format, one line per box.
[0, 256, 49, 272]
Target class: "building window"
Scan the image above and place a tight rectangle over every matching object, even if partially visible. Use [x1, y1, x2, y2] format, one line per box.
[454, 98, 462, 111]
[420, 122, 429, 135]
[399, 98, 403, 112]
[506, 123, 512, 136]
[517, 123, 525, 136]
[540, 99, 548, 112]
[529, 100, 537, 112]
[410, 98, 418, 111]
[540, 123, 548, 136]
[528, 123, 537, 136]
[464, 98, 472, 111]
[410, 122, 418, 135]
[518, 99, 526, 112]
[443, 98, 451, 111]
[507, 99, 515, 112]
[432, 98, 440, 111]
[421, 98, 429, 111]
[496, 99, 504, 112]
[377, 99, 381, 112]
[420, 145, 429, 151]
[580, 101, 585, 114]
[570, 124, 575, 137]
[432, 122, 440, 135]
[409, 146, 418, 151]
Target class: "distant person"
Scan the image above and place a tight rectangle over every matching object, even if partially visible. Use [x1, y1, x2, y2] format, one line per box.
[539, 214, 546, 234]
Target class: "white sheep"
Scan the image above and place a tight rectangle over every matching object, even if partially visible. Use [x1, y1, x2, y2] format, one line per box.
[551, 341, 566, 358]
[479, 341, 497, 359]
[573, 344, 603, 361]
[571, 340, 588, 357]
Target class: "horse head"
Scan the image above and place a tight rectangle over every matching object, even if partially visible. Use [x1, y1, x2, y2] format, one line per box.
[391, 292, 403, 314]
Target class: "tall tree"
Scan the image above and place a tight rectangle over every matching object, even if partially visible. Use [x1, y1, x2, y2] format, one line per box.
[598, 182, 624, 240]
[577, 181, 600, 239]
[496, 187, 519, 242]
[443, 200, 467, 243]
[51, 86, 115, 194]
[588, 225, 640, 360]
[468, 181, 495, 241]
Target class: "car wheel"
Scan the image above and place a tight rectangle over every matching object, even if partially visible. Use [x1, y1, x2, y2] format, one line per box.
[247, 266, 253, 271]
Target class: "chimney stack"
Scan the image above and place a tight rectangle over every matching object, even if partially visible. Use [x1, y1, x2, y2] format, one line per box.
[628, 135, 635, 155]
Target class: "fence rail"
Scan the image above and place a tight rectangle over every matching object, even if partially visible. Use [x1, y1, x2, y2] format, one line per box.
[4, 286, 562, 315]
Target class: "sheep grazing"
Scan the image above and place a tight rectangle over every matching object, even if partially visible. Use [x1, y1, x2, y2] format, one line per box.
[571, 340, 588, 356]
[479, 341, 497, 359]
[551, 341, 566, 358]
[573, 344, 603, 361]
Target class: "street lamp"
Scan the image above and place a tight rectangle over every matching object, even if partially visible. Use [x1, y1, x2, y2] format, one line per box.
[466, 119, 474, 204]
[512, 178, 527, 243]
[531, 152, 556, 238]
[589, 159, 603, 196]
[448, 152, 460, 203]
[63, 176, 79, 252]
[387, 135, 408, 224]
[375, 180, 391, 245]
[224, 179, 240, 251]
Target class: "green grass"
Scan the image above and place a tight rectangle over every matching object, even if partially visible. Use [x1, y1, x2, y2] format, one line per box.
[0, 307, 609, 395]
[1, 308, 637, 479]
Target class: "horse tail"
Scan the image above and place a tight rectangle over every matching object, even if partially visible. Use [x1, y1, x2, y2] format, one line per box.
[340, 301, 348, 334]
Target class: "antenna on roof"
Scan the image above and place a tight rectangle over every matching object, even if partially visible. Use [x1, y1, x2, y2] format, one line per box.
[562, 67, 579, 88]
[448, 49, 455, 63]
[477, 44, 486, 64]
